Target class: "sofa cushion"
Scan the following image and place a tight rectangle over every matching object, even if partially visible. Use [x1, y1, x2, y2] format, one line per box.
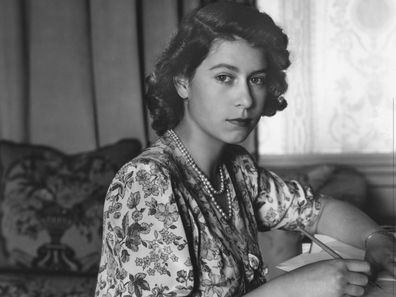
[267, 164, 336, 192]
[269, 164, 367, 208]
[0, 272, 96, 297]
[0, 139, 141, 275]
[319, 166, 368, 209]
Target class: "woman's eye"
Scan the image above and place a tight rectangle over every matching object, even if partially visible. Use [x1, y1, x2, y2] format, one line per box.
[215, 74, 233, 83]
[250, 76, 266, 85]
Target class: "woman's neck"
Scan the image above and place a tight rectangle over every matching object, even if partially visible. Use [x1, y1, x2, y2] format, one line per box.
[173, 125, 225, 180]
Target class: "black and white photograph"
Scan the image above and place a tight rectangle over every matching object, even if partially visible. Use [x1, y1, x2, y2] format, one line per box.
[0, 0, 395, 296]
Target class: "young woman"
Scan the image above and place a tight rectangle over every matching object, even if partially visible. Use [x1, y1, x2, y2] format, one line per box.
[95, 3, 395, 297]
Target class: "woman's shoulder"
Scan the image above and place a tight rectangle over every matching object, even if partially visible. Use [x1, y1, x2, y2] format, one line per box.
[104, 139, 178, 215]
[224, 144, 259, 177]
[224, 144, 257, 165]
[225, 146, 280, 182]
[136, 138, 172, 164]
[114, 137, 175, 181]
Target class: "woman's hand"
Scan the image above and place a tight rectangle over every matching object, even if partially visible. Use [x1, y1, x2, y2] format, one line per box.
[262, 259, 371, 297]
[364, 232, 396, 279]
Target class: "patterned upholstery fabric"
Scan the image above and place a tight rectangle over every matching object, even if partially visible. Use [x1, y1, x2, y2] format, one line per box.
[0, 272, 97, 297]
[0, 139, 141, 276]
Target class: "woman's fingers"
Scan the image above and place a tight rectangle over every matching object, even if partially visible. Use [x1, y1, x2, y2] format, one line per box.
[345, 271, 369, 286]
[342, 270, 368, 296]
[344, 259, 371, 274]
[342, 260, 370, 296]
[344, 283, 366, 296]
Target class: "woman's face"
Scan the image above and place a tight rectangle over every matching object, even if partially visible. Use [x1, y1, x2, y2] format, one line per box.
[176, 38, 268, 144]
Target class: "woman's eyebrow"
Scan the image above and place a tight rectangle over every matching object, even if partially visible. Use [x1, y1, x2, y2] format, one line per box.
[209, 63, 239, 71]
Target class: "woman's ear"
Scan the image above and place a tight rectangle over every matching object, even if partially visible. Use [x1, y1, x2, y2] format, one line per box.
[173, 76, 190, 99]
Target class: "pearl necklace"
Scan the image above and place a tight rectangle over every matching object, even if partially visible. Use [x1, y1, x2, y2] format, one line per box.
[168, 129, 224, 194]
[168, 130, 232, 220]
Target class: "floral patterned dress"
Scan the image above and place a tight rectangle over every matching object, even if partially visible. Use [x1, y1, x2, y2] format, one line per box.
[95, 132, 321, 297]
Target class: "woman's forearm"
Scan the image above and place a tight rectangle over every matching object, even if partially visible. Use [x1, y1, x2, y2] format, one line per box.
[315, 197, 380, 249]
[243, 274, 292, 297]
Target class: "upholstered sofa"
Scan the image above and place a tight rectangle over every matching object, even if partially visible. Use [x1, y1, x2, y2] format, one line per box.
[0, 139, 142, 297]
[0, 139, 368, 296]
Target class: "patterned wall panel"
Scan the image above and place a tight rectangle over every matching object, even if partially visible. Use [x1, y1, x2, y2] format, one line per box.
[258, 0, 396, 154]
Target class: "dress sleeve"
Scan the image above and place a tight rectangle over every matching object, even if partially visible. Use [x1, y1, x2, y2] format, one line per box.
[95, 159, 194, 297]
[254, 167, 322, 231]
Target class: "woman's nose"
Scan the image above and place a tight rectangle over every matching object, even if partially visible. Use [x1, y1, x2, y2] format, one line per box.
[235, 82, 253, 109]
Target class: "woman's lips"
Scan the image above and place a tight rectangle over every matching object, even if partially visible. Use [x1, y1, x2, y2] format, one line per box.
[226, 118, 252, 127]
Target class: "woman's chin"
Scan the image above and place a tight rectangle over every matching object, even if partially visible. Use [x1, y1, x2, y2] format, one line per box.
[223, 130, 252, 144]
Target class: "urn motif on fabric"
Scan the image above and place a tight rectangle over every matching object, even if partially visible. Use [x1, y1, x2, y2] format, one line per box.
[0, 139, 141, 274]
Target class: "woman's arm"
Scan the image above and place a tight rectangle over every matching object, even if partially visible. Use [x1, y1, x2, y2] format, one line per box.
[246, 198, 376, 297]
[245, 258, 370, 297]
[308, 196, 379, 249]
[310, 196, 396, 278]
[252, 169, 373, 297]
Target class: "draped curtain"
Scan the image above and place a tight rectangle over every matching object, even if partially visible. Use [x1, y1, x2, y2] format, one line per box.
[0, 0, 192, 153]
[0, 0, 255, 154]
[257, 0, 396, 154]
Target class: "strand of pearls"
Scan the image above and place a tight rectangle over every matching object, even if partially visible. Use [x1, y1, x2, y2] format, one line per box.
[212, 187, 232, 220]
[168, 129, 224, 194]
[168, 129, 232, 220]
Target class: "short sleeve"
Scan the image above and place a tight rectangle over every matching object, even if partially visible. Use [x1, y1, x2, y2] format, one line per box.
[254, 168, 322, 231]
[95, 159, 194, 297]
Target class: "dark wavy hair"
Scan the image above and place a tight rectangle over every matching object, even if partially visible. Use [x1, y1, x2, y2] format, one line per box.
[146, 2, 290, 136]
